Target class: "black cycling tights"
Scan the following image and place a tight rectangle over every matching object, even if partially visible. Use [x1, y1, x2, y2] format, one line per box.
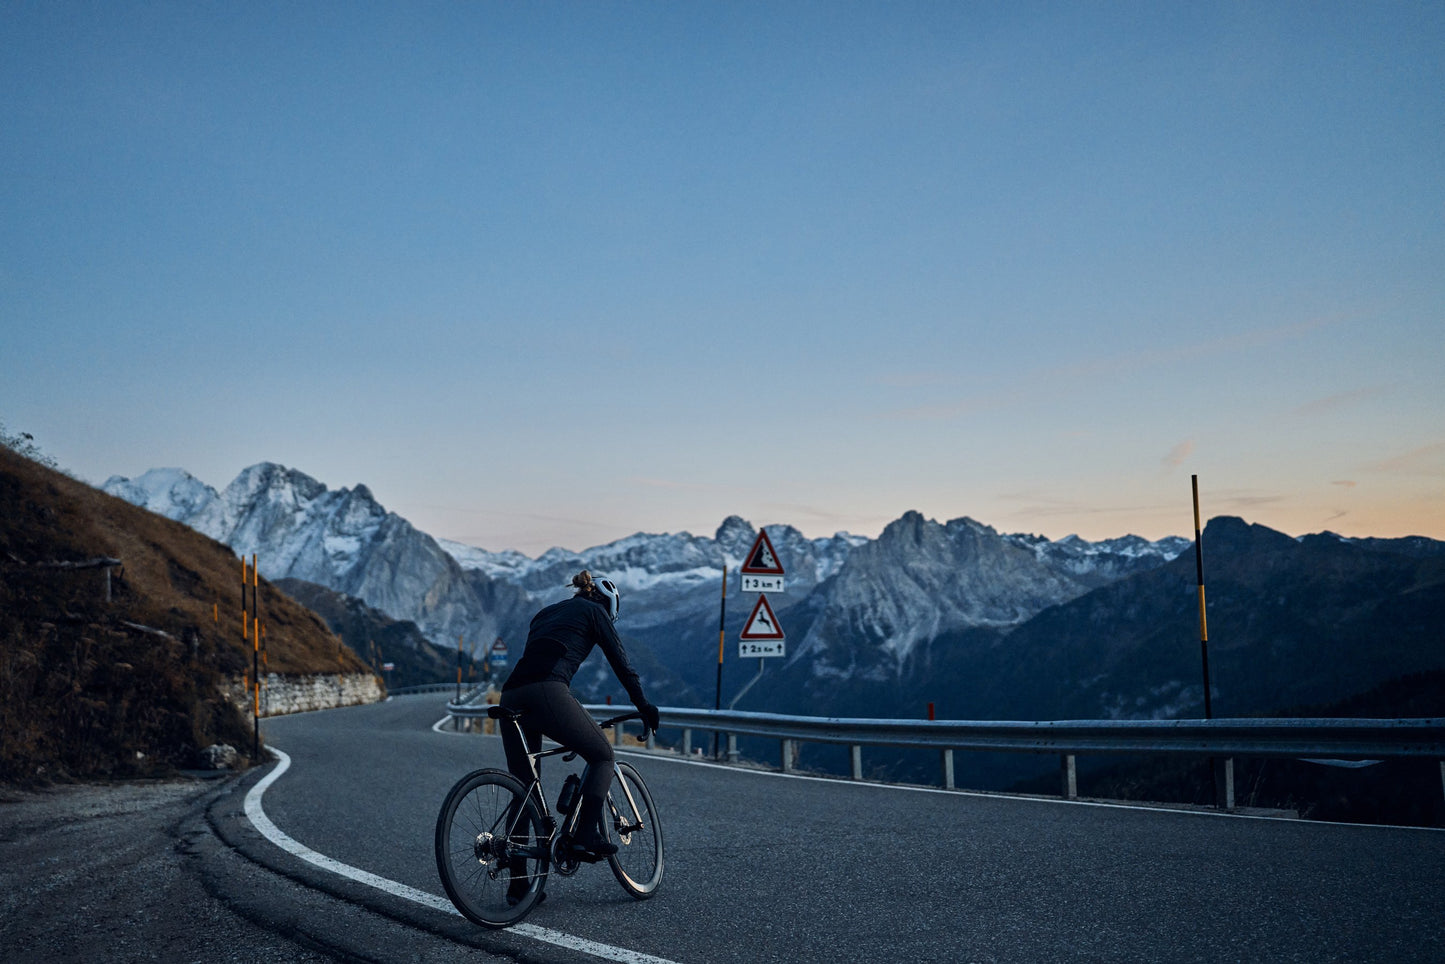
[499, 681, 615, 801]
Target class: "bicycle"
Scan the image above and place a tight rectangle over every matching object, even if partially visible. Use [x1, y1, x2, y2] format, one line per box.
[434, 705, 664, 929]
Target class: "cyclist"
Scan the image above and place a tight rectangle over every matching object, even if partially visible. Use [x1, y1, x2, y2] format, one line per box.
[500, 570, 660, 866]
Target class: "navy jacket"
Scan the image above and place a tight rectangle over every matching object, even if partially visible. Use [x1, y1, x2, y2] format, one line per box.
[502, 595, 646, 707]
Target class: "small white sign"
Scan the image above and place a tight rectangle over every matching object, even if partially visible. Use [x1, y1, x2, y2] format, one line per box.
[739, 639, 785, 658]
[740, 573, 784, 593]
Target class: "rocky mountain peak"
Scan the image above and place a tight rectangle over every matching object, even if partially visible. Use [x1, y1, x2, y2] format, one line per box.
[715, 515, 756, 559]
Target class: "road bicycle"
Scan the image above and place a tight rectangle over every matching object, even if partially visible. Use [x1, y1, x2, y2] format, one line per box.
[434, 706, 664, 929]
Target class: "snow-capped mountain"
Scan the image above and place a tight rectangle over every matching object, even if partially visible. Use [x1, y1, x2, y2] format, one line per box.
[104, 464, 536, 653]
[104, 462, 1188, 705]
[788, 511, 1186, 682]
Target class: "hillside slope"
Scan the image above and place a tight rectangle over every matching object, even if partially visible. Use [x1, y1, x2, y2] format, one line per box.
[275, 577, 469, 688]
[0, 448, 367, 784]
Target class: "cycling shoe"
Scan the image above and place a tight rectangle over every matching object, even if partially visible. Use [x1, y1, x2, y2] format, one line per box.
[569, 836, 618, 861]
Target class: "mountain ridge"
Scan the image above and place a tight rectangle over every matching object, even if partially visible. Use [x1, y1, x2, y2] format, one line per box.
[103, 462, 1444, 743]
[103, 463, 1193, 702]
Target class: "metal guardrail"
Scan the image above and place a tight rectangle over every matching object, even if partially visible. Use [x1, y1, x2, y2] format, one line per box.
[602, 707, 1445, 760]
[442, 697, 1445, 807]
[389, 682, 470, 696]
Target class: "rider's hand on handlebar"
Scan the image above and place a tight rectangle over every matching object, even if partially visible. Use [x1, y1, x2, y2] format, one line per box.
[638, 700, 660, 736]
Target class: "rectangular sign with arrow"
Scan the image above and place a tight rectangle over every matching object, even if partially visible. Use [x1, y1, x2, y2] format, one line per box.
[739, 593, 785, 658]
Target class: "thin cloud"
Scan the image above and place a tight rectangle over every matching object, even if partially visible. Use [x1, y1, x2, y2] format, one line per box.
[1040, 314, 1342, 384]
[1218, 492, 1287, 510]
[1293, 386, 1389, 417]
[1366, 442, 1445, 476]
[996, 491, 1178, 519]
[760, 503, 890, 533]
[629, 477, 715, 491]
[879, 392, 1013, 422]
[876, 313, 1345, 422]
[873, 370, 955, 390]
[1332, 480, 1357, 488]
[1163, 440, 1195, 471]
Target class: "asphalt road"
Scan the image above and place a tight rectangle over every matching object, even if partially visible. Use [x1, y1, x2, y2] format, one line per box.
[253, 695, 1445, 964]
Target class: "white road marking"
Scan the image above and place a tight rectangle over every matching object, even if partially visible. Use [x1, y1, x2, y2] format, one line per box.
[243, 748, 681, 964]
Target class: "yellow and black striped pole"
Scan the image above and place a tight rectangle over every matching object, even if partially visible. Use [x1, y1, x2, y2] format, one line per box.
[1191, 476, 1212, 720]
[251, 554, 260, 758]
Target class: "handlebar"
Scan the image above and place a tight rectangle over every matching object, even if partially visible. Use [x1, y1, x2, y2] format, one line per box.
[598, 710, 642, 730]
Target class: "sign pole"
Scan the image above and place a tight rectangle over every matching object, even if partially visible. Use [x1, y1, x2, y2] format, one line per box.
[714, 564, 726, 757]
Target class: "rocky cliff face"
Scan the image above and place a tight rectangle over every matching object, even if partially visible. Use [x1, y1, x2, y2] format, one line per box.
[795, 513, 1100, 678]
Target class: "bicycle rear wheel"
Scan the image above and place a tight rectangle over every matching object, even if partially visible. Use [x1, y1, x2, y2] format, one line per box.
[435, 768, 549, 928]
[604, 760, 663, 899]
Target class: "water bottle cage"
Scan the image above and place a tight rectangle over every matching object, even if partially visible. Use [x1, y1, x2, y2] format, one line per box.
[556, 774, 581, 816]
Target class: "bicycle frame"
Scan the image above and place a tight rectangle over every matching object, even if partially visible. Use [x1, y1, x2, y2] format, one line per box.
[500, 710, 645, 845]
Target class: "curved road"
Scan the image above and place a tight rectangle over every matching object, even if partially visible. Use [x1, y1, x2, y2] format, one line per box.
[252, 696, 1444, 963]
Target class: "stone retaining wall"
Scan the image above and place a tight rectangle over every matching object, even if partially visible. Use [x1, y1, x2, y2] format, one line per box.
[227, 673, 385, 717]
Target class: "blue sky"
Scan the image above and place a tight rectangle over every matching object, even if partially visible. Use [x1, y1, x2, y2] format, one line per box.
[3, 1, 1441, 555]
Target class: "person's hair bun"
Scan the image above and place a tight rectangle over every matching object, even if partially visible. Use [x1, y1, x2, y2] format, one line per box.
[571, 570, 595, 592]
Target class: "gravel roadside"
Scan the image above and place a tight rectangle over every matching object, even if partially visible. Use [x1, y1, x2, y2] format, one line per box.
[1, 772, 528, 963]
[0, 776, 338, 962]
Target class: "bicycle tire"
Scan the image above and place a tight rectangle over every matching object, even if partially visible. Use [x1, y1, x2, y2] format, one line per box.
[604, 760, 663, 899]
[434, 768, 549, 928]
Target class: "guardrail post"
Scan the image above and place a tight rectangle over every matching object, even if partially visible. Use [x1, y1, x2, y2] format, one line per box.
[646, 728, 655, 750]
[1214, 758, 1235, 810]
[941, 749, 955, 790]
[682, 728, 692, 756]
[1061, 754, 1077, 799]
[781, 738, 795, 773]
[726, 733, 738, 763]
[850, 745, 862, 780]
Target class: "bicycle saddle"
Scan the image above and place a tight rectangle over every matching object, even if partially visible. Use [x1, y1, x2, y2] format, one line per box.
[487, 706, 521, 721]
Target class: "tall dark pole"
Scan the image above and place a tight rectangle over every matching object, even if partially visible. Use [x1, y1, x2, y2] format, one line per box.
[1192, 476, 1212, 719]
[714, 564, 726, 757]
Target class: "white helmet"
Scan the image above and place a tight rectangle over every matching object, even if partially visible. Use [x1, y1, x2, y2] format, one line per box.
[593, 576, 621, 622]
[573, 570, 621, 622]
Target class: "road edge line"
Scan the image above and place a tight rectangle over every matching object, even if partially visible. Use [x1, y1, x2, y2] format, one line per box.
[243, 748, 682, 964]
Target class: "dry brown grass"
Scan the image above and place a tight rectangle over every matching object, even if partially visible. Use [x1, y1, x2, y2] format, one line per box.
[0, 447, 368, 783]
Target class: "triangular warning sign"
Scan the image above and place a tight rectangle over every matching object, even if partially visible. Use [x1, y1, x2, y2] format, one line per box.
[741, 529, 784, 575]
[739, 593, 785, 640]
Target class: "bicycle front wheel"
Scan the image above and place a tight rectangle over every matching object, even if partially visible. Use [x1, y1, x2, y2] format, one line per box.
[435, 768, 549, 928]
[604, 760, 663, 899]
